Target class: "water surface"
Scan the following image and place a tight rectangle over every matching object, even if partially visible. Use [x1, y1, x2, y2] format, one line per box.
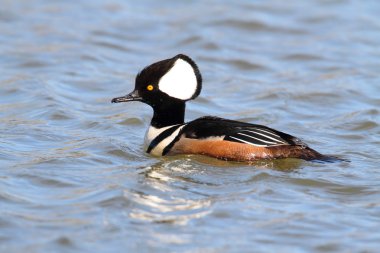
[1, 0, 380, 252]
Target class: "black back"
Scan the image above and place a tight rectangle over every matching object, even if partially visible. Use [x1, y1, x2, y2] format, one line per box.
[181, 116, 307, 147]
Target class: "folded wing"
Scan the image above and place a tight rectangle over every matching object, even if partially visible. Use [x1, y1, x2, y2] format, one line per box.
[182, 116, 307, 148]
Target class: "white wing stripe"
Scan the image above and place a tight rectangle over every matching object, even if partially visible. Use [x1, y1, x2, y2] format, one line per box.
[243, 130, 287, 144]
[248, 128, 284, 139]
[228, 136, 268, 147]
[236, 132, 279, 145]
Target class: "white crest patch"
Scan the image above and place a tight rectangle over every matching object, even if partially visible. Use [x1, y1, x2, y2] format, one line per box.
[158, 58, 197, 100]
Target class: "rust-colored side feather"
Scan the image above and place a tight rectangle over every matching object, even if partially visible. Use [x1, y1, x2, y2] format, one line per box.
[170, 138, 323, 161]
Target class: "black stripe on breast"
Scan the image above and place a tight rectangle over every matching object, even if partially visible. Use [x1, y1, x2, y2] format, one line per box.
[162, 134, 182, 156]
[146, 125, 182, 154]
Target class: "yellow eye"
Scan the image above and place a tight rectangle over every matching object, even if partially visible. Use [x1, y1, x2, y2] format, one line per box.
[146, 85, 154, 91]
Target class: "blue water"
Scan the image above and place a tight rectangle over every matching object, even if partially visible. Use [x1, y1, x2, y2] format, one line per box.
[1, 0, 380, 252]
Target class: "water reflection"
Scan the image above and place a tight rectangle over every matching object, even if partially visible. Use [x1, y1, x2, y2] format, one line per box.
[125, 157, 304, 224]
[125, 161, 213, 224]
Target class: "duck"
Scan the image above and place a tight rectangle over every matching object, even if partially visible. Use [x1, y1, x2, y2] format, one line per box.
[112, 54, 327, 162]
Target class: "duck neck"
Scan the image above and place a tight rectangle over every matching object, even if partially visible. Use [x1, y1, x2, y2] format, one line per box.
[151, 101, 186, 128]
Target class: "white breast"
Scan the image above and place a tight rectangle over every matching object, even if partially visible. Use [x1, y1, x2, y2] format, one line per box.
[144, 124, 185, 156]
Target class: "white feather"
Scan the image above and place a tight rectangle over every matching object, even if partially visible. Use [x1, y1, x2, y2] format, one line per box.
[144, 125, 174, 147]
[145, 125, 185, 156]
[158, 58, 197, 100]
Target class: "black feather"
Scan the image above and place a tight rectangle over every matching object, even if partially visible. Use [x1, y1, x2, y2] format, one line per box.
[181, 116, 307, 147]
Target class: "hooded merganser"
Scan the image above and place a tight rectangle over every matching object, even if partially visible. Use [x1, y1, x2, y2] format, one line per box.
[112, 54, 326, 162]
